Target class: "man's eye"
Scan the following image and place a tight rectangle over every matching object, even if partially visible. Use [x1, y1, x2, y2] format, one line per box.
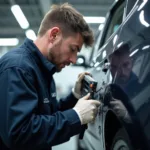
[71, 48, 76, 52]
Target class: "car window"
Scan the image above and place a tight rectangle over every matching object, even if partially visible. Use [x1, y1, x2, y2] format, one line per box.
[125, 0, 138, 16]
[100, 1, 125, 47]
[89, 29, 101, 63]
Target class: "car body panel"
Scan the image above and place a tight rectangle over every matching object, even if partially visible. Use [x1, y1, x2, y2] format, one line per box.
[78, 0, 150, 149]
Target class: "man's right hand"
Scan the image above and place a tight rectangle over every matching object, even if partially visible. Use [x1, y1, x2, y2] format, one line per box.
[73, 93, 101, 125]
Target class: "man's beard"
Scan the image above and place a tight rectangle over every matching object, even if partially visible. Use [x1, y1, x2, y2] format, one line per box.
[115, 76, 129, 84]
[48, 51, 62, 72]
[47, 41, 63, 72]
[55, 66, 62, 72]
[50, 53, 65, 73]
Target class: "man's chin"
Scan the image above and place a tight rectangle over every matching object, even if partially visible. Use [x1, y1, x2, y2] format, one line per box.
[55, 68, 61, 72]
[56, 66, 64, 72]
[55, 64, 67, 72]
[116, 78, 128, 84]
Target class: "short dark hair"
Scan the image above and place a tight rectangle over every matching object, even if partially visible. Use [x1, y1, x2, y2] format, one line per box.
[38, 3, 94, 47]
[109, 43, 130, 60]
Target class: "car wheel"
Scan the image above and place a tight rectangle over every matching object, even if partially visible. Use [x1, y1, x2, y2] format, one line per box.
[111, 128, 133, 150]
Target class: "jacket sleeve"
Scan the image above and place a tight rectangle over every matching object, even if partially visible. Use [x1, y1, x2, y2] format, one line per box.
[0, 67, 82, 149]
[58, 92, 78, 111]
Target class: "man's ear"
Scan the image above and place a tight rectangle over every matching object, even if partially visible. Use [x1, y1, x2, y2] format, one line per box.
[48, 27, 60, 43]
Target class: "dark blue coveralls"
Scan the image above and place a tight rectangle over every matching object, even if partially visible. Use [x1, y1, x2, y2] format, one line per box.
[0, 38, 82, 150]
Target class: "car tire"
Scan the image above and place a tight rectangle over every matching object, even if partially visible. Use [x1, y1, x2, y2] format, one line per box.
[111, 128, 133, 150]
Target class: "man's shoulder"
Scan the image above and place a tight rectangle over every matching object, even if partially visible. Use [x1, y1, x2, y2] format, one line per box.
[0, 47, 35, 73]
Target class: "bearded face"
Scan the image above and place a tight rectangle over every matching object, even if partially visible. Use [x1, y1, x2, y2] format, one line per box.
[110, 54, 132, 84]
[47, 33, 83, 72]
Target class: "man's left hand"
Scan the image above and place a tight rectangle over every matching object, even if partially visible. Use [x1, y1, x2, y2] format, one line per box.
[72, 72, 91, 99]
[110, 98, 132, 123]
[110, 98, 127, 118]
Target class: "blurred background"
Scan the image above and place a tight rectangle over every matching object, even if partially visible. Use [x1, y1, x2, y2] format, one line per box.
[0, 0, 115, 149]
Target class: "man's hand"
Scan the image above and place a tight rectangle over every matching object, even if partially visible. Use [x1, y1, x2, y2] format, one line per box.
[72, 72, 91, 99]
[73, 93, 101, 125]
[110, 98, 132, 123]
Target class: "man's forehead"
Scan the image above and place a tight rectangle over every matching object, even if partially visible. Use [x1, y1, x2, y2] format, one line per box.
[69, 34, 83, 51]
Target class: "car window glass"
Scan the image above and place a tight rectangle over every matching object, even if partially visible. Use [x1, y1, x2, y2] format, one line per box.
[126, 0, 138, 16]
[103, 1, 125, 44]
[90, 29, 101, 64]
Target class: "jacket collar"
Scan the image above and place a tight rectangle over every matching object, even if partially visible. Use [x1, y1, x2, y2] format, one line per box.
[23, 38, 56, 75]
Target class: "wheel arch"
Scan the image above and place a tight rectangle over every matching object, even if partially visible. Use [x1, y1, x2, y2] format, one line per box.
[104, 110, 122, 150]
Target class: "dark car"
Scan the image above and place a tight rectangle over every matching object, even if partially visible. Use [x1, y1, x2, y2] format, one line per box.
[77, 0, 150, 149]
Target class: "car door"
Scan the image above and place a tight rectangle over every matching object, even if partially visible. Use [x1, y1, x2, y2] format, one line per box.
[110, 0, 150, 149]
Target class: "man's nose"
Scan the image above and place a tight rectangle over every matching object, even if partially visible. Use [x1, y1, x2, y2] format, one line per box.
[119, 67, 126, 76]
[70, 55, 77, 64]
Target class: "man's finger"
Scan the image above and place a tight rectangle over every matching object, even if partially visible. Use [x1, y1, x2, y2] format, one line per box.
[110, 101, 118, 106]
[112, 97, 119, 101]
[78, 74, 85, 82]
[78, 72, 91, 82]
[78, 72, 90, 78]
[114, 106, 120, 110]
[89, 100, 101, 107]
[82, 93, 91, 100]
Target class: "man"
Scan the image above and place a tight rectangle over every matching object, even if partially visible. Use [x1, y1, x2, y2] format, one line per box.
[108, 44, 139, 123]
[109, 44, 138, 93]
[0, 3, 100, 150]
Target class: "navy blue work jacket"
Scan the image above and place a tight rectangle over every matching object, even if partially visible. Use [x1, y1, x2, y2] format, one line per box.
[0, 38, 82, 150]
